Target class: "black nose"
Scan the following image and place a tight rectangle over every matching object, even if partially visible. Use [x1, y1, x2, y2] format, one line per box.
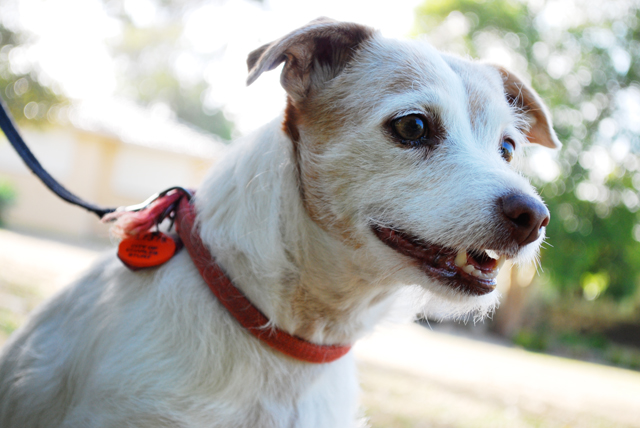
[500, 193, 550, 246]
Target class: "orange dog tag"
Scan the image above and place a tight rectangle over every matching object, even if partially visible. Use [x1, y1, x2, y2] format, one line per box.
[118, 232, 177, 271]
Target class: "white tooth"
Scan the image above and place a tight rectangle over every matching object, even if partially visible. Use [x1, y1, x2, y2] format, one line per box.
[463, 264, 476, 274]
[497, 255, 507, 269]
[485, 249, 499, 260]
[485, 269, 500, 279]
[470, 268, 500, 280]
[455, 249, 468, 267]
[470, 269, 484, 279]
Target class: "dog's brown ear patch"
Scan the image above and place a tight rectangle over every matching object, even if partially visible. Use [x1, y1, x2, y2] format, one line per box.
[246, 17, 376, 102]
[492, 66, 561, 149]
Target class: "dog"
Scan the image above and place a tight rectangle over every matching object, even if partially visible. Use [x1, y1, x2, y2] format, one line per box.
[0, 18, 559, 428]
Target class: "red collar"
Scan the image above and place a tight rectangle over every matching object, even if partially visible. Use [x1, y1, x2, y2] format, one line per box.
[174, 196, 352, 364]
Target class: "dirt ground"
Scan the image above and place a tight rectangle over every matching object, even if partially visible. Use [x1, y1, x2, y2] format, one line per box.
[1, 228, 639, 427]
[355, 325, 640, 427]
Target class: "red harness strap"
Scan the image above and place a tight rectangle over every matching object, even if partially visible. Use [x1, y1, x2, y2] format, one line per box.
[175, 196, 352, 364]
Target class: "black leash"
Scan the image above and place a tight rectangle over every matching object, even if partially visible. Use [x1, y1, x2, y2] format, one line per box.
[0, 96, 115, 218]
[0, 95, 189, 219]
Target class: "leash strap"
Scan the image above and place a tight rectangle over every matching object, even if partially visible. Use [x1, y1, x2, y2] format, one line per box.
[0, 96, 115, 218]
[0, 96, 189, 218]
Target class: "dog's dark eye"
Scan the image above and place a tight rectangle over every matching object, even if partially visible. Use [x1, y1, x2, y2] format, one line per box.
[500, 138, 515, 163]
[392, 115, 428, 143]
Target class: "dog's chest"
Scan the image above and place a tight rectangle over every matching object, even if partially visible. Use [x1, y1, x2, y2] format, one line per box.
[167, 354, 359, 428]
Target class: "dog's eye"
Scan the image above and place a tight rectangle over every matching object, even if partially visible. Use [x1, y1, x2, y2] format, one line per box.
[392, 115, 428, 142]
[500, 138, 515, 163]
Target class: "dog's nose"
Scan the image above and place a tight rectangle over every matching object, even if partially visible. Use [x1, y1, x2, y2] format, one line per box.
[500, 193, 550, 246]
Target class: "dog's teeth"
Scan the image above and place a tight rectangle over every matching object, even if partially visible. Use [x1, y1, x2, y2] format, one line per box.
[462, 264, 476, 274]
[455, 249, 468, 267]
[470, 268, 500, 280]
[497, 255, 507, 269]
[485, 249, 499, 260]
[457, 250, 506, 280]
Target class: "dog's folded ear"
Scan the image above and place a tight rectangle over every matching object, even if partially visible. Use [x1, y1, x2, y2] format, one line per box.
[246, 18, 375, 102]
[492, 65, 562, 149]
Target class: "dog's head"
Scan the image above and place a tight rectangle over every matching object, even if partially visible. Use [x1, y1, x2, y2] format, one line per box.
[247, 18, 560, 317]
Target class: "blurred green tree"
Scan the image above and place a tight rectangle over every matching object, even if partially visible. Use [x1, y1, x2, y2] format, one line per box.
[0, 19, 66, 226]
[0, 22, 67, 125]
[102, 0, 237, 139]
[0, 0, 263, 139]
[414, 0, 640, 302]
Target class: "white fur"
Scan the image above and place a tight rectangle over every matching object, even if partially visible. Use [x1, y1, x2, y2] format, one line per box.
[0, 20, 558, 428]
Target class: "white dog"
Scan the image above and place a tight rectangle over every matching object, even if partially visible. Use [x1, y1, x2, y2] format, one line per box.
[0, 18, 559, 427]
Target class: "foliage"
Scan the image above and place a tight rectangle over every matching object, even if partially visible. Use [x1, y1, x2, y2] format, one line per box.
[0, 179, 16, 226]
[102, 0, 239, 139]
[1, 0, 250, 139]
[0, 22, 67, 126]
[414, 0, 640, 301]
[514, 324, 640, 369]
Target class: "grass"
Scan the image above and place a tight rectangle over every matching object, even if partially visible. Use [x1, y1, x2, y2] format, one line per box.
[512, 327, 640, 371]
[358, 362, 636, 428]
[508, 288, 640, 372]
[0, 308, 20, 338]
[0, 277, 41, 343]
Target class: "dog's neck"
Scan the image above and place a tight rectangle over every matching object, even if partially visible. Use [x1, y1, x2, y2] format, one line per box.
[196, 117, 399, 346]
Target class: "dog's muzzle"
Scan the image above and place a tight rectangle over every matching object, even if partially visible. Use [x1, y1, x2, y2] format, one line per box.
[372, 225, 506, 295]
[371, 192, 549, 296]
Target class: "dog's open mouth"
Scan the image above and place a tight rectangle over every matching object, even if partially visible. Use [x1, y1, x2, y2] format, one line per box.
[372, 225, 507, 295]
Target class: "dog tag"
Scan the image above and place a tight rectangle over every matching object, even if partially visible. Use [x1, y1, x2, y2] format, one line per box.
[118, 232, 177, 271]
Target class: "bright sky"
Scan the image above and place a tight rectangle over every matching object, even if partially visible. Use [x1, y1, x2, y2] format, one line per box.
[14, 0, 424, 135]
